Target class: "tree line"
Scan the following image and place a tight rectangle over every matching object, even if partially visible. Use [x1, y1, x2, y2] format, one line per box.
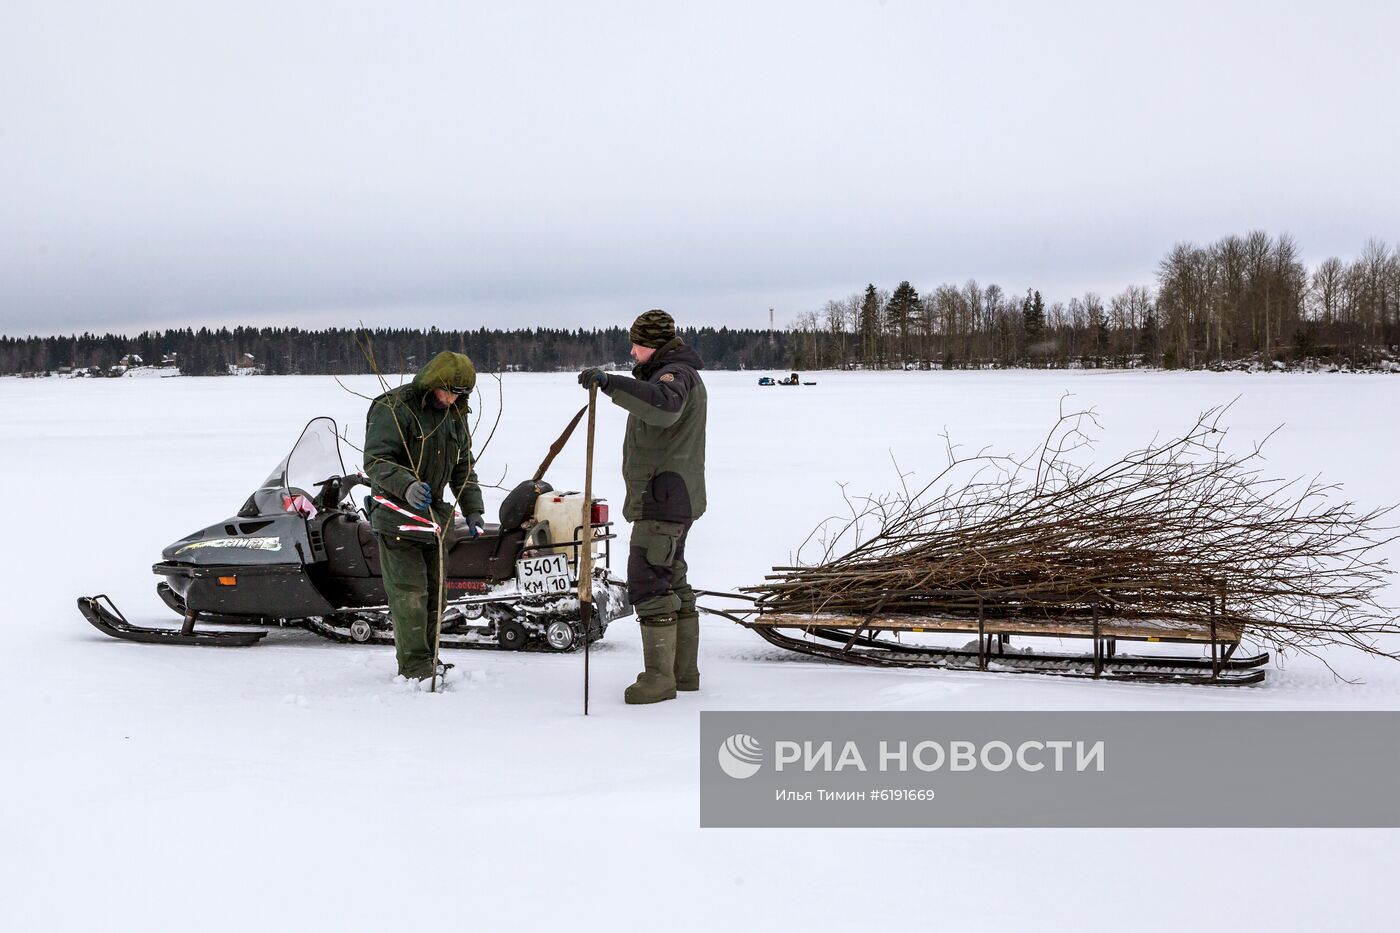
[3, 232, 1396, 376]
[0, 326, 793, 376]
[788, 233, 1399, 369]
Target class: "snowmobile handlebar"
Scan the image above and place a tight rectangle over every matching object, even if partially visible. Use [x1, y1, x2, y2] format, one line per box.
[312, 473, 369, 511]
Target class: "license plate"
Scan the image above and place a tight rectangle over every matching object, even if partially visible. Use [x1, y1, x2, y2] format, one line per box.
[515, 553, 572, 596]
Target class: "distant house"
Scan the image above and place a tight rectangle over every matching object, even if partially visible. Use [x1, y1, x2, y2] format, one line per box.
[228, 352, 265, 376]
[160, 353, 178, 367]
[118, 354, 143, 367]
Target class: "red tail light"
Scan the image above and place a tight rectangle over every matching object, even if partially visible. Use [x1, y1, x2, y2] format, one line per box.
[590, 501, 609, 525]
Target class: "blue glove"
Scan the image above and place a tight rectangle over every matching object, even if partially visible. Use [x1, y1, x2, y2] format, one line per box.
[464, 512, 485, 538]
[405, 481, 433, 509]
[578, 368, 609, 391]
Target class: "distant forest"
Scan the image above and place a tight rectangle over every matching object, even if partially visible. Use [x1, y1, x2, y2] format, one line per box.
[788, 232, 1399, 370]
[3, 232, 1396, 375]
[0, 326, 790, 376]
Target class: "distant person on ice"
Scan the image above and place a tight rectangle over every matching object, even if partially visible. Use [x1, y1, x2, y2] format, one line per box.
[364, 351, 485, 682]
[578, 310, 708, 704]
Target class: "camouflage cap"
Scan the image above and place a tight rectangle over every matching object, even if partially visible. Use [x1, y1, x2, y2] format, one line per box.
[629, 309, 676, 349]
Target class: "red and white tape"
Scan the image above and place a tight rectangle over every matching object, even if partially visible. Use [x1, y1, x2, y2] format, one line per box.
[373, 494, 441, 534]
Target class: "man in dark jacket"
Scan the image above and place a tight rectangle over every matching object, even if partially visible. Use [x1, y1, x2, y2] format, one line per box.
[365, 351, 485, 681]
[579, 310, 707, 704]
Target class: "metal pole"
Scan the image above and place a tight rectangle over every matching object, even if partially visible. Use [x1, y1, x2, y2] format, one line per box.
[580, 384, 597, 715]
[431, 533, 444, 694]
[1210, 587, 1220, 681]
[977, 597, 986, 670]
[1092, 604, 1102, 678]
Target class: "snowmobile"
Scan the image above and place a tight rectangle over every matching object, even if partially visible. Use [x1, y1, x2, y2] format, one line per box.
[759, 373, 816, 387]
[78, 416, 632, 651]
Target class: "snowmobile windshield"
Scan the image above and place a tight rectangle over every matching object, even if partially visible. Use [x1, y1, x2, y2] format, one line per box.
[243, 417, 349, 516]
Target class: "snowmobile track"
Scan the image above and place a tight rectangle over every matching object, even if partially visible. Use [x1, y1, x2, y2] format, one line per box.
[301, 612, 602, 652]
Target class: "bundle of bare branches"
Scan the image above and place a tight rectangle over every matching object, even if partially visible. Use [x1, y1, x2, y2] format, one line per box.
[745, 402, 1400, 664]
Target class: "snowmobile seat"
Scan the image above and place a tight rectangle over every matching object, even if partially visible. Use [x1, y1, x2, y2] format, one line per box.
[446, 524, 528, 581]
[335, 512, 526, 582]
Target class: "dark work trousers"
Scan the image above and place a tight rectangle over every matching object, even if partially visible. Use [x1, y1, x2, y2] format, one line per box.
[627, 519, 695, 624]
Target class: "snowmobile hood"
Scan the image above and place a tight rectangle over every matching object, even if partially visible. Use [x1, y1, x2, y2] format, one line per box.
[411, 351, 476, 406]
[634, 337, 704, 379]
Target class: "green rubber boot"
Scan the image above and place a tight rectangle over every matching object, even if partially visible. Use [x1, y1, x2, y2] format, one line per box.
[674, 612, 700, 691]
[625, 619, 678, 705]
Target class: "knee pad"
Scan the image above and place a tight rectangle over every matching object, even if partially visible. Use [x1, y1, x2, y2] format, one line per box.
[635, 591, 682, 623]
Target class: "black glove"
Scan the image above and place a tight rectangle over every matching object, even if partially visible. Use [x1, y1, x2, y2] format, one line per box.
[405, 481, 433, 509]
[464, 512, 485, 538]
[577, 367, 609, 391]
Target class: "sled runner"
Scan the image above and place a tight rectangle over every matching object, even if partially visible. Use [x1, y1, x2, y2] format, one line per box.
[701, 590, 1269, 686]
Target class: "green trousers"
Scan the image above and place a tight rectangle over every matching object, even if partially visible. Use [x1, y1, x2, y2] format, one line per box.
[378, 531, 445, 678]
[627, 519, 696, 622]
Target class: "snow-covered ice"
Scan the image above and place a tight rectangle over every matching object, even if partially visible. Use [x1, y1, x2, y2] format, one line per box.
[2, 370, 1397, 931]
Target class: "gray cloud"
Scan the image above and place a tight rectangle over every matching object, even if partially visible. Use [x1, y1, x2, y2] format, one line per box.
[2, 0, 1396, 335]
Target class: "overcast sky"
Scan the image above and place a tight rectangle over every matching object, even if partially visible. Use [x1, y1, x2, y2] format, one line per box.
[1, 0, 1396, 336]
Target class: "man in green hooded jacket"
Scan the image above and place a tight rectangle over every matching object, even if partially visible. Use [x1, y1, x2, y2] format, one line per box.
[364, 351, 485, 680]
[579, 310, 707, 704]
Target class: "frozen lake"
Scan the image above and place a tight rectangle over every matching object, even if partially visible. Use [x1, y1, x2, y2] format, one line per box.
[3, 369, 1397, 931]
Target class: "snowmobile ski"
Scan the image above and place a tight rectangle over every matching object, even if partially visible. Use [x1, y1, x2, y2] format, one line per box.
[78, 594, 267, 647]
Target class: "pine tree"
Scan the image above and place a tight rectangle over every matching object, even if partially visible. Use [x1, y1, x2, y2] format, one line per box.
[886, 281, 919, 365]
[858, 284, 882, 367]
[1022, 288, 1045, 355]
